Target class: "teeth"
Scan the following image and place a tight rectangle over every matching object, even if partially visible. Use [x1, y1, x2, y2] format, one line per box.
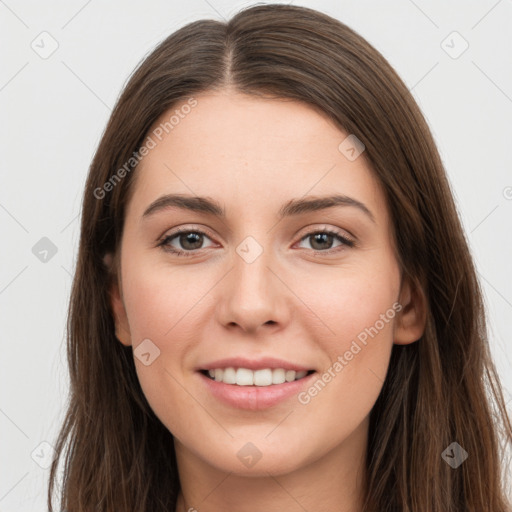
[236, 368, 253, 386]
[223, 367, 236, 384]
[272, 368, 286, 384]
[254, 369, 272, 386]
[205, 367, 311, 386]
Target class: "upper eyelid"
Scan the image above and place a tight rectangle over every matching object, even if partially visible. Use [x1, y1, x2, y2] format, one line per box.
[161, 225, 217, 242]
[296, 224, 354, 241]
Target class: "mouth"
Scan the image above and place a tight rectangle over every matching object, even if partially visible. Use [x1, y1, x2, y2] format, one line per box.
[198, 366, 318, 410]
[199, 367, 316, 386]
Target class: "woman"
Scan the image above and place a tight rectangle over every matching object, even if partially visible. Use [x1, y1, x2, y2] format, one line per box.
[48, 4, 512, 511]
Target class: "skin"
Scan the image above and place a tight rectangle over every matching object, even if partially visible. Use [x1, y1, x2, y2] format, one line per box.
[106, 88, 426, 512]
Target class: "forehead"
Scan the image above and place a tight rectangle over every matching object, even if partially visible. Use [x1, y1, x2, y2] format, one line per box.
[127, 90, 387, 225]
[144, 90, 354, 166]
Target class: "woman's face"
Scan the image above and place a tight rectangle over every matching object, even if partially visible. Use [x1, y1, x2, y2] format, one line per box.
[108, 89, 424, 477]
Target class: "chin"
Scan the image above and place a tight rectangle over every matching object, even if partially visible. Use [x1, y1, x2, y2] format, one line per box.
[193, 438, 312, 477]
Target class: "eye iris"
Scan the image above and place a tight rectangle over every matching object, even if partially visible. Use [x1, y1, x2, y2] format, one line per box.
[180, 232, 203, 250]
[310, 233, 334, 250]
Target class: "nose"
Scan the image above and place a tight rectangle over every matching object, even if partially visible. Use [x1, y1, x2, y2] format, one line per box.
[215, 245, 291, 335]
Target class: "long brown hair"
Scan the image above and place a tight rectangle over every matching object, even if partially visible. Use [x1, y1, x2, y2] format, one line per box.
[48, 4, 512, 511]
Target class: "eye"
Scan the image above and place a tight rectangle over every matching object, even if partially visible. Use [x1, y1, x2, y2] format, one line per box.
[157, 228, 216, 257]
[296, 228, 355, 253]
[157, 226, 355, 258]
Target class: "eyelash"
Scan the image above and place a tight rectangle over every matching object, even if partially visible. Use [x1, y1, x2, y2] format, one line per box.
[157, 226, 355, 258]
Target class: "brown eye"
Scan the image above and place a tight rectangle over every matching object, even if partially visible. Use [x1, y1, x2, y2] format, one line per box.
[176, 232, 204, 250]
[158, 229, 215, 256]
[297, 229, 355, 253]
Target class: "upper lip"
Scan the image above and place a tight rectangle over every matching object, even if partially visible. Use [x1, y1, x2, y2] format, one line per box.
[197, 357, 314, 372]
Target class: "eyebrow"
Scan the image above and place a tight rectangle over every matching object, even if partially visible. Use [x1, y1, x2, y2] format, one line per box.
[142, 193, 375, 223]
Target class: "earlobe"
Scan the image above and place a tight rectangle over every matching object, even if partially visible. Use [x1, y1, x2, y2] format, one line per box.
[393, 276, 427, 345]
[103, 252, 132, 347]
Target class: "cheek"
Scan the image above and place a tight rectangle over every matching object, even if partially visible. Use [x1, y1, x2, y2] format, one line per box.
[301, 261, 400, 350]
[297, 262, 399, 406]
[120, 257, 224, 416]
[120, 263, 202, 431]
[121, 258, 207, 345]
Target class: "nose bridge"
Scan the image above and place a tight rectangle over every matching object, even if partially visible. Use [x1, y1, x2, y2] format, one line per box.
[217, 232, 288, 332]
[232, 234, 274, 304]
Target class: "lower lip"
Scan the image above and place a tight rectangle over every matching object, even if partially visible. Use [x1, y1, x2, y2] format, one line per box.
[198, 371, 316, 410]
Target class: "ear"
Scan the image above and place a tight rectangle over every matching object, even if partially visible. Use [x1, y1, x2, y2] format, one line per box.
[103, 252, 132, 347]
[393, 275, 427, 345]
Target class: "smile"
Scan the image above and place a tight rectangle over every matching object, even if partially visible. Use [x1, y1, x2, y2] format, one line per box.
[201, 367, 315, 386]
[198, 367, 317, 410]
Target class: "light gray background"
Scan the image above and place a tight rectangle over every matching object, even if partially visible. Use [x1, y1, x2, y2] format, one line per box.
[1, 0, 511, 510]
